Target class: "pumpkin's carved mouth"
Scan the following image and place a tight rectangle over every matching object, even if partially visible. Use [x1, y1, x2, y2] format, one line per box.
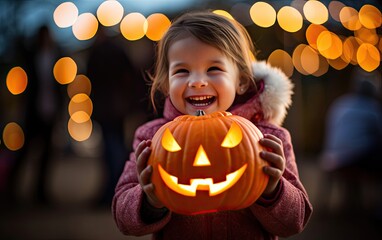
[158, 164, 247, 197]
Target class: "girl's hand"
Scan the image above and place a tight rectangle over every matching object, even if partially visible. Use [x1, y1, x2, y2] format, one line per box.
[136, 140, 164, 209]
[259, 134, 286, 197]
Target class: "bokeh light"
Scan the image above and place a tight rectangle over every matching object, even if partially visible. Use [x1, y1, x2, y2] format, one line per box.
[250, 2, 276, 28]
[70, 111, 91, 124]
[267, 49, 294, 78]
[357, 43, 380, 72]
[68, 118, 93, 142]
[300, 45, 320, 75]
[293, 44, 310, 75]
[277, 6, 303, 33]
[53, 2, 78, 28]
[72, 12, 98, 41]
[68, 93, 93, 121]
[326, 35, 350, 70]
[306, 24, 328, 50]
[145, 13, 171, 41]
[67, 74, 92, 98]
[327, 54, 350, 71]
[359, 4, 382, 29]
[303, 0, 329, 25]
[339, 6, 362, 31]
[120, 12, 146, 41]
[97, 0, 124, 27]
[6, 66, 28, 95]
[312, 55, 329, 77]
[213, 10, 234, 20]
[316, 31, 343, 60]
[343, 36, 362, 65]
[54, 57, 77, 85]
[292, 44, 329, 76]
[2, 122, 24, 151]
[67, 88, 93, 142]
[354, 27, 379, 45]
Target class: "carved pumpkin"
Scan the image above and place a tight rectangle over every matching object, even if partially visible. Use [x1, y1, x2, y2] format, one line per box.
[147, 110, 269, 215]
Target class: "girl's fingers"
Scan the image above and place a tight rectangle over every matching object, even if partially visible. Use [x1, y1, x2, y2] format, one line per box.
[142, 183, 154, 195]
[260, 151, 284, 170]
[136, 141, 152, 174]
[263, 133, 282, 144]
[135, 140, 163, 208]
[259, 134, 284, 156]
[263, 165, 283, 179]
[139, 165, 153, 186]
[259, 134, 285, 173]
[136, 140, 148, 156]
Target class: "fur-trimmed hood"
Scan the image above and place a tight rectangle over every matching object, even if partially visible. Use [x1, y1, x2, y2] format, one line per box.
[163, 61, 294, 126]
[230, 61, 294, 126]
[253, 61, 294, 125]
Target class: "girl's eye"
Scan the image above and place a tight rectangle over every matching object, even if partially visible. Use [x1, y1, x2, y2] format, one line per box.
[174, 69, 189, 74]
[208, 66, 222, 72]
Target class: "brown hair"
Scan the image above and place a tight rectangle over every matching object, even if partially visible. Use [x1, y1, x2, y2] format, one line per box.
[150, 10, 257, 111]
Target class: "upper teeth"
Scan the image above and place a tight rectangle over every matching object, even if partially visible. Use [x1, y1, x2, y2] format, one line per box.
[189, 96, 213, 101]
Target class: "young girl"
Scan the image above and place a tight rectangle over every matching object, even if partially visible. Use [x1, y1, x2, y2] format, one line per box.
[112, 11, 313, 239]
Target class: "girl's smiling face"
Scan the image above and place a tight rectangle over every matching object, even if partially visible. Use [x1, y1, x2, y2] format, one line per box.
[168, 36, 241, 115]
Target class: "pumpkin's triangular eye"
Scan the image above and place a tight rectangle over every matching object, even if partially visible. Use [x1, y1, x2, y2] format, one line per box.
[221, 122, 242, 148]
[161, 128, 182, 152]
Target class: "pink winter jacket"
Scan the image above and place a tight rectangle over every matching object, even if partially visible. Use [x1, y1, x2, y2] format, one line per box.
[112, 61, 313, 239]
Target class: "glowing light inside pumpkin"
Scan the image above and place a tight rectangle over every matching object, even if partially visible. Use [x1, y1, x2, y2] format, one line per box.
[158, 164, 247, 197]
[161, 128, 181, 152]
[193, 145, 211, 166]
[221, 122, 242, 148]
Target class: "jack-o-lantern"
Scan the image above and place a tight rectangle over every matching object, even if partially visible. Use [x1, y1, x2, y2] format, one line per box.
[147, 110, 269, 215]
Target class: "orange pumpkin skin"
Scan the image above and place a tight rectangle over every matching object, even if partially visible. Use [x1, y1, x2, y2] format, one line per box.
[147, 111, 269, 215]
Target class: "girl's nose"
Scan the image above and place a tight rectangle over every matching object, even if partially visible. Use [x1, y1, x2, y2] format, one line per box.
[189, 74, 208, 88]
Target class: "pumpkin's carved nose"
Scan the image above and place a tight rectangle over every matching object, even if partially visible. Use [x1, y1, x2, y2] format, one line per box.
[193, 145, 211, 166]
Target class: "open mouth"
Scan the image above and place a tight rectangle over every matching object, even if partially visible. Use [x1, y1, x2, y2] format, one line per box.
[186, 96, 216, 107]
[158, 164, 247, 197]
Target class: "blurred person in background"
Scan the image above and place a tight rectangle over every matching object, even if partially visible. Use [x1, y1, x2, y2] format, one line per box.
[86, 27, 147, 207]
[320, 67, 382, 214]
[7, 25, 64, 205]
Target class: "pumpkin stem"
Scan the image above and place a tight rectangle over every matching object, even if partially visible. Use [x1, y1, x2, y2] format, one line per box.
[196, 110, 206, 116]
